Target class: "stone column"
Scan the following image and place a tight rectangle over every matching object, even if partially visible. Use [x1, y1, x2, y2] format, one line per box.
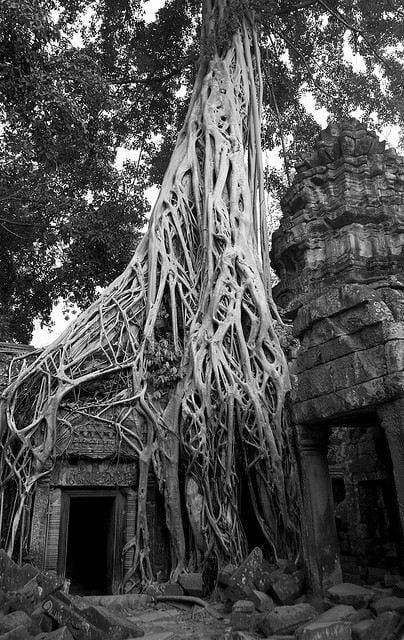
[29, 479, 50, 569]
[377, 398, 404, 566]
[298, 425, 342, 594]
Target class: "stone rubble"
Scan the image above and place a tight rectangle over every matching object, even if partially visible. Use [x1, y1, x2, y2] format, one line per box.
[2, 547, 404, 640]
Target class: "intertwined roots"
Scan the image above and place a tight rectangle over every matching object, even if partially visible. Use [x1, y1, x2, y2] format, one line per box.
[0, 20, 300, 590]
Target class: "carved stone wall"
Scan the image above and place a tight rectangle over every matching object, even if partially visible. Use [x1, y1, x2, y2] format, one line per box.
[271, 119, 404, 424]
[272, 118, 404, 317]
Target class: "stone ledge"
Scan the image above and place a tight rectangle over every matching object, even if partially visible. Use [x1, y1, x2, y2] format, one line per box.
[293, 285, 392, 338]
[292, 372, 404, 424]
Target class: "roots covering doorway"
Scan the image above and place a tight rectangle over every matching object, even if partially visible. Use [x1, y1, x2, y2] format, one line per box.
[58, 489, 123, 595]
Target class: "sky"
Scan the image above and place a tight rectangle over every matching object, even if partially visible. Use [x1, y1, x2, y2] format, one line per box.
[30, 1, 402, 348]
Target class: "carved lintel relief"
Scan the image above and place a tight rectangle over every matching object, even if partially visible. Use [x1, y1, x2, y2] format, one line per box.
[52, 460, 138, 487]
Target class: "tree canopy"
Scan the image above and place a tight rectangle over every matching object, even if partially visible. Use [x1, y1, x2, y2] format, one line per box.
[1, 0, 404, 342]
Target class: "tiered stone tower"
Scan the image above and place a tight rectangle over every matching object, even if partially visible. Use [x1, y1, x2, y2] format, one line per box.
[271, 119, 404, 592]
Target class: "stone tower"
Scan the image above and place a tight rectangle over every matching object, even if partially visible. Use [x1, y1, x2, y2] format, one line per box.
[271, 119, 404, 592]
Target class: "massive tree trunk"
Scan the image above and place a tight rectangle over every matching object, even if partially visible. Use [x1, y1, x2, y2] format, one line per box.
[0, 0, 300, 590]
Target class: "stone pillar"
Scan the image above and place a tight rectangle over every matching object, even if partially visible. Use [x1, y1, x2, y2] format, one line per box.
[377, 398, 404, 566]
[29, 479, 50, 569]
[298, 425, 342, 594]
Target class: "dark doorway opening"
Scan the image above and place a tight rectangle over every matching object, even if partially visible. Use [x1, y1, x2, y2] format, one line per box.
[59, 491, 121, 595]
[328, 419, 403, 581]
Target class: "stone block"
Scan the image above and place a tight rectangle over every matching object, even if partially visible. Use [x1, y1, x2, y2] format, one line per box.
[6, 578, 43, 615]
[267, 570, 305, 604]
[297, 621, 351, 640]
[250, 590, 275, 612]
[0, 612, 32, 635]
[35, 572, 66, 598]
[81, 605, 144, 639]
[230, 600, 255, 631]
[351, 619, 374, 640]
[259, 603, 317, 636]
[253, 559, 276, 593]
[41, 594, 94, 640]
[229, 548, 263, 595]
[177, 573, 203, 598]
[30, 607, 54, 633]
[368, 610, 403, 640]
[34, 627, 75, 640]
[370, 596, 404, 614]
[0, 625, 32, 640]
[327, 583, 373, 609]
[314, 605, 355, 623]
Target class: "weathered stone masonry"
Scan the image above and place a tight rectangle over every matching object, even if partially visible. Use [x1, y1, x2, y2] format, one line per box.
[271, 118, 404, 593]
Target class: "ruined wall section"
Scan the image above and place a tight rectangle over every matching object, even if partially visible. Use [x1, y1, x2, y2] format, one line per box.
[271, 119, 404, 424]
[272, 118, 404, 316]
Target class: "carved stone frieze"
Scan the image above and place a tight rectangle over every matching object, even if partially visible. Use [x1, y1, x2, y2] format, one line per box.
[52, 460, 138, 487]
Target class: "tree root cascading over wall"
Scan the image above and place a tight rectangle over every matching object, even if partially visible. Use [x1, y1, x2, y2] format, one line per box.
[0, 1, 301, 592]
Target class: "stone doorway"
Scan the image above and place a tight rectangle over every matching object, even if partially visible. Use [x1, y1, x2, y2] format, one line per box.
[57, 489, 123, 595]
[327, 419, 403, 583]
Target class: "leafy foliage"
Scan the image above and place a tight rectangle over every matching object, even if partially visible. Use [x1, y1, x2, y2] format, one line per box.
[0, 0, 148, 341]
[1, 0, 404, 341]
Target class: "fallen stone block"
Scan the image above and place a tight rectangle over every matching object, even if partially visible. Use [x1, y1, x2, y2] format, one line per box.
[230, 600, 255, 631]
[80, 605, 144, 639]
[370, 596, 404, 615]
[351, 619, 374, 640]
[259, 603, 316, 636]
[30, 606, 54, 633]
[0, 625, 32, 640]
[314, 604, 355, 623]
[34, 627, 75, 640]
[6, 578, 43, 615]
[250, 589, 275, 612]
[297, 621, 351, 640]
[326, 583, 373, 608]
[253, 559, 276, 593]
[229, 548, 263, 593]
[41, 594, 94, 640]
[0, 611, 33, 635]
[368, 610, 403, 640]
[177, 573, 203, 598]
[267, 570, 305, 604]
[35, 572, 66, 599]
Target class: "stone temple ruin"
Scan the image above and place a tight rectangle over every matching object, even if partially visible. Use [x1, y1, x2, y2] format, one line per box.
[271, 118, 404, 593]
[0, 119, 403, 600]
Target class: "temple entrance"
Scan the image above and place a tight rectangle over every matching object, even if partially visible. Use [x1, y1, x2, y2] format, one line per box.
[58, 489, 123, 595]
[328, 418, 403, 582]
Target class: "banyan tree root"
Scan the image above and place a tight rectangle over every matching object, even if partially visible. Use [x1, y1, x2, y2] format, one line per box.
[0, 1, 301, 590]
